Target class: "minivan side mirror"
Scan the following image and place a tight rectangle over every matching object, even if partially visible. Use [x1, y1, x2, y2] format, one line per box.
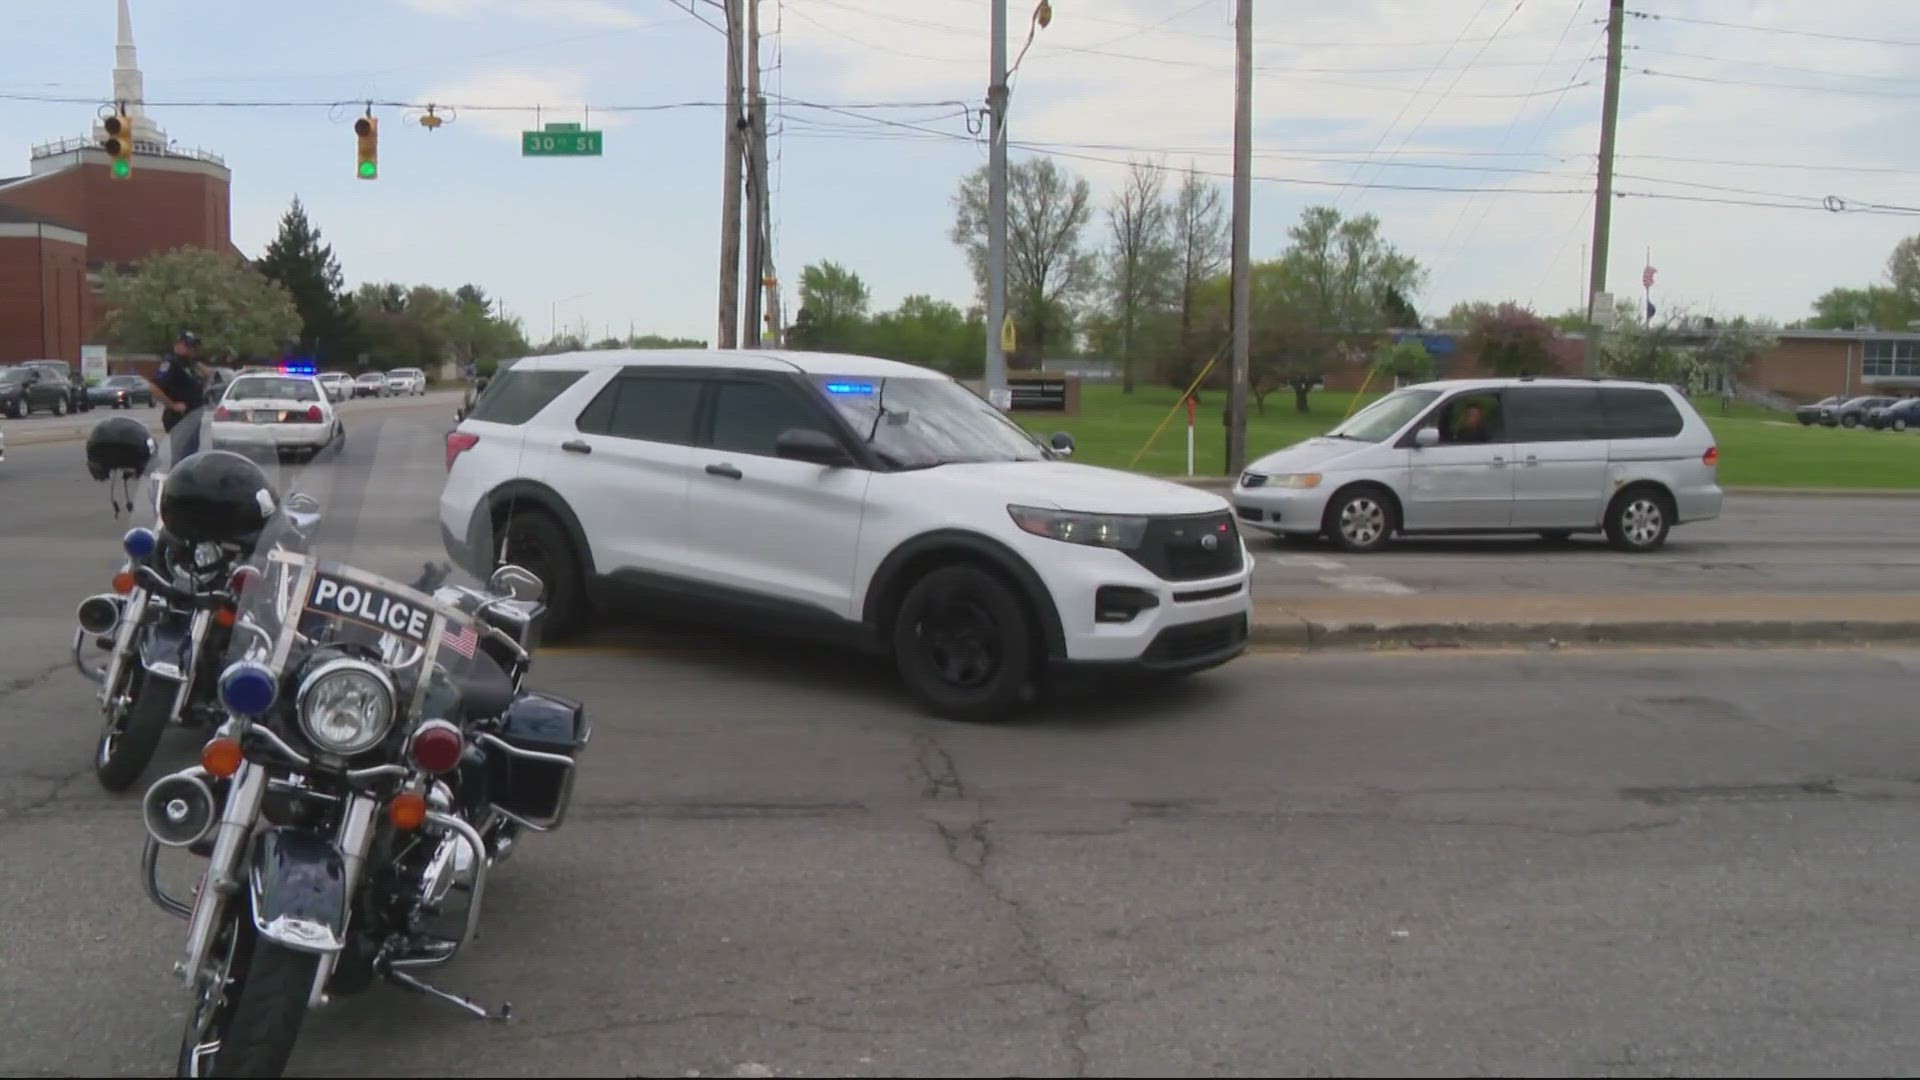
[1414, 426, 1441, 449]
[1048, 431, 1075, 456]
[775, 427, 853, 467]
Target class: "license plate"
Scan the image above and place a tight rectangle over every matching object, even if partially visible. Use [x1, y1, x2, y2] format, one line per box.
[252, 410, 280, 423]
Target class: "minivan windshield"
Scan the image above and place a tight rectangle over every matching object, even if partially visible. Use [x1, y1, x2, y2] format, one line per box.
[812, 375, 1049, 469]
[1324, 388, 1443, 443]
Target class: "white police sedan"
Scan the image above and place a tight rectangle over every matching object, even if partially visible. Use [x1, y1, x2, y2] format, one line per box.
[207, 373, 343, 460]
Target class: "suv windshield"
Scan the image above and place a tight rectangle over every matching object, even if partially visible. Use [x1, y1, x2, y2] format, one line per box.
[812, 375, 1049, 469]
[226, 377, 319, 401]
[1325, 388, 1443, 443]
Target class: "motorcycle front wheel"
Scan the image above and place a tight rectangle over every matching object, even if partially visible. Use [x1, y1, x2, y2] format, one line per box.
[95, 671, 173, 792]
[178, 909, 317, 1078]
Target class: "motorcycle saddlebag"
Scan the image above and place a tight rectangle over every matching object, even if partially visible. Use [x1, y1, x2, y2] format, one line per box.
[486, 689, 588, 829]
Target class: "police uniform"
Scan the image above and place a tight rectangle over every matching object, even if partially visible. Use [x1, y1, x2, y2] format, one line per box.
[154, 355, 208, 459]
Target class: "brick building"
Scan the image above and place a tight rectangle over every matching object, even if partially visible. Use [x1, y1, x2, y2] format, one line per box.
[0, 0, 236, 367]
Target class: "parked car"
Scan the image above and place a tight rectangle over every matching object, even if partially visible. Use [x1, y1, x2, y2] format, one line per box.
[352, 371, 388, 398]
[20, 360, 91, 413]
[1867, 397, 1920, 431]
[1826, 395, 1898, 428]
[86, 374, 154, 409]
[208, 373, 342, 460]
[1233, 377, 1724, 554]
[314, 371, 353, 402]
[0, 364, 75, 417]
[386, 367, 427, 396]
[439, 349, 1252, 718]
[1795, 396, 1843, 426]
[0, 417, 6, 465]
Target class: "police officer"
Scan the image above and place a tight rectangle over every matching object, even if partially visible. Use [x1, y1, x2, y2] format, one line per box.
[148, 331, 210, 462]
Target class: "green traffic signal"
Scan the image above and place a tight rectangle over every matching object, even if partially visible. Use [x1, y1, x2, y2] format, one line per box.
[111, 159, 130, 179]
[357, 161, 377, 179]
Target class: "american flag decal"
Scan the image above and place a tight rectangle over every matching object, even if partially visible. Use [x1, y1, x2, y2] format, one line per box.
[445, 623, 478, 659]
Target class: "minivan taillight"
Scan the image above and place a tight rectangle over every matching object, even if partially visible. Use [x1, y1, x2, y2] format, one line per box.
[1703, 445, 1719, 467]
[446, 431, 479, 471]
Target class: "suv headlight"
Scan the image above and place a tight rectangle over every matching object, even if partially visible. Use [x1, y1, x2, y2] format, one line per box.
[296, 658, 396, 755]
[1008, 505, 1148, 550]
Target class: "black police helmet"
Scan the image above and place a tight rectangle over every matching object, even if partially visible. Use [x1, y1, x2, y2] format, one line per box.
[177, 330, 201, 348]
[84, 415, 156, 481]
[158, 450, 278, 543]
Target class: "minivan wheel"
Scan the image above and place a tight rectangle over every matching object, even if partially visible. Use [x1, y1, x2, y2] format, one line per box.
[1325, 488, 1396, 554]
[1604, 489, 1671, 552]
[892, 564, 1033, 722]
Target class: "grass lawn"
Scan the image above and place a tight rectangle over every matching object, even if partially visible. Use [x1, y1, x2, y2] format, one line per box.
[1017, 383, 1920, 489]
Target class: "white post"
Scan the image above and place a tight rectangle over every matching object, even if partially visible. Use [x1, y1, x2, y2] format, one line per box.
[1187, 414, 1195, 477]
[984, 0, 1010, 407]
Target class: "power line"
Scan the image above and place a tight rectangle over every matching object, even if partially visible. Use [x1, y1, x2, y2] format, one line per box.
[1628, 44, 1920, 86]
[1641, 68, 1920, 99]
[1625, 10, 1920, 48]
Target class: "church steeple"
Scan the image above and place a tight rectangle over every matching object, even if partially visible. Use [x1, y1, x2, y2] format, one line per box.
[103, 0, 166, 147]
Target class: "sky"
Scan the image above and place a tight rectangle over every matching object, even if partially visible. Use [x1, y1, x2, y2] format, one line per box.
[4, 0, 1919, 345]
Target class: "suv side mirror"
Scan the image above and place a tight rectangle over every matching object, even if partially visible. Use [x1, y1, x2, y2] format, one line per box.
[775, 427, 852, 467]
[1414, 426, 1441, 449]
[1048, 431, 1075, 456]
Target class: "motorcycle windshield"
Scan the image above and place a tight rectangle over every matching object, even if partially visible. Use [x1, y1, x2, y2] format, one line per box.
[206, 415, 517, 751]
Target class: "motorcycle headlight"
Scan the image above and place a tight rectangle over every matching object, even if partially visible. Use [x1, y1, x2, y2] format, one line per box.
[1008, 505, 1148, 550]
[296, 658, 396, 755]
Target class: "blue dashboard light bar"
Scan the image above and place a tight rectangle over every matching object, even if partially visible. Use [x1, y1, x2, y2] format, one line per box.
[824, 381, 875, 396]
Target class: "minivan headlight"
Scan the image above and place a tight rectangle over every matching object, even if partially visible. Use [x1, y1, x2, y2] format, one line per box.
[1262, 473, 1322, 489]
[1008, 505, 1148, 550]
[297, 658, 396, 755]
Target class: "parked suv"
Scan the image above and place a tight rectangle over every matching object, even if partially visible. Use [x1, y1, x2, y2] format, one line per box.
[20, 360, 90, 413]
[438, 350, 1253, 718]
[1233, 377, 1723, 553]
[0, 364, 75, 417]
[1827, 395, 1898, 428]
[386, 367, 427, 396]
[1868, 397, 1920, 431]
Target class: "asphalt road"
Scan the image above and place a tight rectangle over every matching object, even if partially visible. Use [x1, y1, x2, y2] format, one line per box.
[1246, 495, 1920, 599]
[4, 404, 1920, 1075]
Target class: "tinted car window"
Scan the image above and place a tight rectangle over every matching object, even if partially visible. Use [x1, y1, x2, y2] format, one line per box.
[709, 380, 826, 456]
[1505, 386, 1601, 442]
[575, 377, 703, 445]
[1599, 388, 1684, 439]
[225, 377, 319, 401]
[467, 369, 584, 426]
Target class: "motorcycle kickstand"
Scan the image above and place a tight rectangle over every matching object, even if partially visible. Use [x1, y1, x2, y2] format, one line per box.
[381, 963, 511, 1022]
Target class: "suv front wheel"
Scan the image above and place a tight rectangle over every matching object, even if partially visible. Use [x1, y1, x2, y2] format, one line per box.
[892, 564, 1034, 722]
[494, 509, 587, 639]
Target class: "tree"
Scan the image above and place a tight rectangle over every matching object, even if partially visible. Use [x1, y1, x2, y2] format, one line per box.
[1270, 205, 1425, 412]
[861, 295, 987, 375]
[1889, 235, 1920, 309]
[1690, 318, 1777, 409]
[1371, 339, 1434, 385]
[1465, 302, 1557, 377]
[627, 334, 707, 349]
[100, 247, 300, 358]
[1169, 165, 1227, 384]
[1103, 159, 1175, 392]
[1435, 300, 1498, 330]
[952, 157, 1097, 365]
[254, 197, 356, 360]
[1597, 306, 1690, 385]
[798, 260, 870, 324]
[1803, 285, 1914, 331]
[1379, 285, 1420, 329]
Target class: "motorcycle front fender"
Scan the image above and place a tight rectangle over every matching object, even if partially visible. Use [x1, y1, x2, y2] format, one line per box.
[136, 617, 191, 681]
[248, 828, 350, 955]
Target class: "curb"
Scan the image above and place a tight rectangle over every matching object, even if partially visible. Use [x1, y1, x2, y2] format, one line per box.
[1160, 477, 1920, 498]
[3, 393, 460, 448]
[1248, 616, 1920, 651]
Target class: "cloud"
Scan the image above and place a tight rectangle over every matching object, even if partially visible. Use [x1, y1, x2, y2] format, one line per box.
[413, 69, 622, 141]
[396, 0, 650, 29]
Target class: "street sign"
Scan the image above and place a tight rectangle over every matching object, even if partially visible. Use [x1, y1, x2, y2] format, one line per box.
[1000, 313, 1017, 354]
[522, 129, 603, 156]
[81, 345, 107, 381]
[544, 122, 582, 132]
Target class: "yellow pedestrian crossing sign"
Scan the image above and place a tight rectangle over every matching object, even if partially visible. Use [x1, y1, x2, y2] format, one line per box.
[1000, 313, 1017, 354]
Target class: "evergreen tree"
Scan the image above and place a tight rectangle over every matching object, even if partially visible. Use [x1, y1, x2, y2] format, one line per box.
[255, 197, 357, 361]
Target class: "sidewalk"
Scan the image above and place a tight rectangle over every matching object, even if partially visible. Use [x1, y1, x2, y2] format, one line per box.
[1251, 593, 1920, 650]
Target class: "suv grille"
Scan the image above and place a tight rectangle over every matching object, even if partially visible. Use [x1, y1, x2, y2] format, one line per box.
[1144, 613, 1248, 663]
[1126, 512, 1243, 581]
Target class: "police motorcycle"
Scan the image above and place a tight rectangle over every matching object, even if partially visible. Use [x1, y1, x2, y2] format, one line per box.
[134, 437, 588, 1077]
[74, 421, 324, 792]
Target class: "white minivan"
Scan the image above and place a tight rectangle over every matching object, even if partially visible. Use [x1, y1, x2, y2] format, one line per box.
[1232, 377, 1723, 553]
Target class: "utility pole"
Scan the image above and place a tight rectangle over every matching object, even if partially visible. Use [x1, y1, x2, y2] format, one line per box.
[1225, 0, 1253, 476]
[743, 0, 767, 347]
[983, 0, 1010, 406]
[1583, 0, 1627, 375]
[717, 0, 745, 349]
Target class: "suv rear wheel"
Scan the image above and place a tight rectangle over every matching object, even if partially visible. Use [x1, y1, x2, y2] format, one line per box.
[892, 564, 1034, 722]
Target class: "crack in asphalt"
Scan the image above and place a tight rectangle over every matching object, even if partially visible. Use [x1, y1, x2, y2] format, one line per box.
[3, 658, 75, 698]
[0, 764, 92, 836]
[916, 726, 1093, 1078]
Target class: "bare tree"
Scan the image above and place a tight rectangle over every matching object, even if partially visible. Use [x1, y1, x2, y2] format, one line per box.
[952, 158, 1098, 365]
[1104, 159, 1176, 392]
[1170, 165, 1227, 385]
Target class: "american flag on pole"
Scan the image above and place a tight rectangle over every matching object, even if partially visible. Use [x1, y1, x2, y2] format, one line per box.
[444, 622, 479, 659]
[1642, 263, 1657, 290]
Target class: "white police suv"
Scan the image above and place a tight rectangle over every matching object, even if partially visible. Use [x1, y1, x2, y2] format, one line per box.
[438, 349, 1253, 719]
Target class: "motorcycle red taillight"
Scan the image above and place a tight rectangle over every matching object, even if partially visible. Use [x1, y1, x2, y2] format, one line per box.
[228, 564, 261, 595]
[445, 431, 479, 471]
[409, 721, 464, 774]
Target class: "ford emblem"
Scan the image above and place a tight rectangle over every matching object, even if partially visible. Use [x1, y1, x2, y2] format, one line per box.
[1200, 533, 1219, 551]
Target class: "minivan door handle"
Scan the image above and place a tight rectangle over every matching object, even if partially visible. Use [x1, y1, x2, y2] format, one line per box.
[1523, 454, 1539, 467]
[705, 462, 743, 480]
[561, 440, 592, 455]
[1488, 456, 1507, 468]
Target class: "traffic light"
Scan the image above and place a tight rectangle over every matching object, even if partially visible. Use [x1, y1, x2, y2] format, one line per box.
[101, 106, 133, 179]
[354, 115, 378, 180]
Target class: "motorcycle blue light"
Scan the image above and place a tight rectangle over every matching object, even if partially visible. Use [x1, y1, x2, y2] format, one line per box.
[218, 662, 277, 716]
[122, 527, 157, 560]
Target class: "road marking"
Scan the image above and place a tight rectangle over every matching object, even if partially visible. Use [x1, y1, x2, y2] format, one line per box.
[1267, 554, 1348, 572]
[1319, 573, 1418, 595]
